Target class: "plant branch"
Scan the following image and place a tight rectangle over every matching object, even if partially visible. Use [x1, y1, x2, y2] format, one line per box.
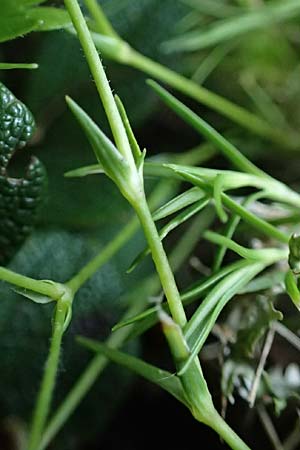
[88, 33, 296, 149]
[64, 0, 134, 165]
[84, 0, 119, 38]
[0, 267, 65, 300]
[134, 194, 187, 328]
[39, 213, 206, 450]
[28, 293, 72, 450]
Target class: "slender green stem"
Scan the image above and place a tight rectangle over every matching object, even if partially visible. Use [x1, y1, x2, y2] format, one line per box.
[75, 1, 296, 147]
[206, 411, 251, 450]
[90, 32, 294, 147]
[38, 298, 144, 450]
[84, 0, 119, 38]
[67, 177, 181, 294]
[28, 296, 71, 450]
[213, 191, 265, 272]
[40, 213, 204, 450]
[67, 217, 139, 294]
[134, 194, 187, 328]
[204, 230, 288, 262]
[222, 193, 289, 244]
[128, 49, 281, 144]
[0, 267, 64, 300]
[64, 0, 134, 165]
[161, 309, 250, 450]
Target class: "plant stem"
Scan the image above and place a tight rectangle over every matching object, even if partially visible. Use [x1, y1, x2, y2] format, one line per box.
[161, 311, 250, 450]
[67, 216, 139, 294]
[39, 213, 205, 450]
[90, 33, 295, 148]
[84, 0, 119, 38]
[0, 267, 64, 300]
[67, 177, 182, 294]
[129, 49, 279, 142]
[134, 194, 187, 328]
[28, 296, 71, 450]
[207, 411, 251, 450]
[64, 0, 134, 165]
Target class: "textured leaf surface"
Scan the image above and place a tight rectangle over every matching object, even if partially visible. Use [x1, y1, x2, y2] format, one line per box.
[0, 229, 148, 447]
[0, 82, 47, 265]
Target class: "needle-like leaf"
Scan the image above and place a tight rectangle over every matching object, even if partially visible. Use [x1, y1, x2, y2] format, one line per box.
[179, 262, 266, 375]
[77, 336, 189, 407]
[66, 96, 133, 195]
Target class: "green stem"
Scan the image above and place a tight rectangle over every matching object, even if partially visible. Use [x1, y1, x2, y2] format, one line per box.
[207, 411, 251, 450]
[39, 213, 205, 450]
[222, 193, 289, 244]
[134, 194, 187, 328]
[67, 178, 179, 294]
[161, 310, 250, 450]
[64, 0, 134, 165]
[67, 217, 139, 294]
[77, 0, 296, 147]
[84, 0, 119, 38]
[38, 297, 145, 450]
[28, 296, 71, 450]
[0, 267, 64, 300]
[90, 31, 294, 147]
[128, 49, 277, 142]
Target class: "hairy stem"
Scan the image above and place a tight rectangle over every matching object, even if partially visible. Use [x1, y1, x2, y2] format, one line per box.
[64, 0, 134, 165]
[84, 0, 119, 38]
[89, 33, 296, 149]
[66, 179, 176, 294]
[134, 193, 187, 328]
[28, 295, 71, 450]
[0, 267, 64, 300]
[40, 213, 207, 449]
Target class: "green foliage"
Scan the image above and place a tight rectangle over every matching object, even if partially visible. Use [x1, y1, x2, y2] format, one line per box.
[1, 2, 300, 450]
[0, 82, 47, 265]
[0, 229, 141, 446]
[0, 0, 71, 43]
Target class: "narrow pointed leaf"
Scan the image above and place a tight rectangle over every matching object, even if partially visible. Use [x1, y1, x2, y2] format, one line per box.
[78, 337, 189, 407]
[163, 0, 300, 52]
[112, 305, 160, 332]
[154, 163, 300, 208]
[153, 187, 205, 221]
[147, 80, 266, 177]
[115, 260, 247, 333]
[64, 164, 104, 178]
[66, 96, 129, 185]
[179, 263, 266, 375]
[238, 270, 285, 295]
[181, 259, 250, 303]
[203, 230, 285, 262]
[167, 167, 290, 244]
[13, 287, 54, 304]
[0, 62, 38, 70]
[115, 95, 141, 162]
[127, 197, 209, 273]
